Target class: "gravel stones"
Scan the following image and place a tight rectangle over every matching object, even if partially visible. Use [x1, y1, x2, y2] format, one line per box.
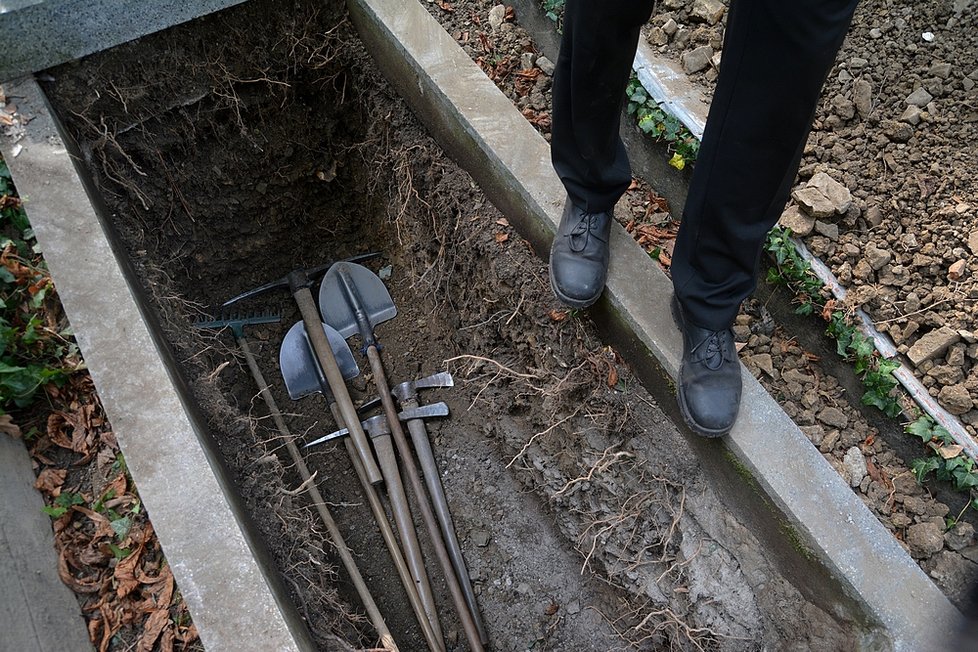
[853, 78, 874, 117]
[938, 384, 974, 415]
[907, 327, 961, 366]
[779, 205, 815, 236]
[791, 172, 853, 219]
[690, 0, 725, 25]
[817, 406, 848, 429]
[907, 522, 946, 557]
[906, 87, 934, 107]
[843, 447, 867, 487]
[682, 45, 714, 73]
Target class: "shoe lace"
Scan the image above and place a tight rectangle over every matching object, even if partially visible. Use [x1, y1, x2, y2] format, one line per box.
[567, 213, 606, 253]
[701, 329, 732, 371]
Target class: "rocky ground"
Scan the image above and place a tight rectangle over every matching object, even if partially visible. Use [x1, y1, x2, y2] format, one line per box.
[421, 0, 978, 607]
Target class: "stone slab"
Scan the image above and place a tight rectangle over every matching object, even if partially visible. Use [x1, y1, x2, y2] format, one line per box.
[1, 77, 314, 652]
[345, 0, 960, 649]
[0, 0, 247, 81]
[0, 435, 93, 652]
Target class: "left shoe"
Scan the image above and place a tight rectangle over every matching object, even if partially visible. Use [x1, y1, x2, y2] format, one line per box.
[671, 295, 742, 437]
[549, 200, 613, 308]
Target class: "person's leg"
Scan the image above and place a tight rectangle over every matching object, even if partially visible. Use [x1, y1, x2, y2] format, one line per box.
[549, 0, 656, 308]
[673, 0, 860, 330]
[671, 0, 859, 436]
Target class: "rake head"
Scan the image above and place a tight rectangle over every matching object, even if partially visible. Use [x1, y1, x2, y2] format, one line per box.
[193, 309, 282, 338]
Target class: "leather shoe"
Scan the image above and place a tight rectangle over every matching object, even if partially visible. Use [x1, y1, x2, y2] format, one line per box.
[671, 295, 741, 437]
[549, 200, 612, 308]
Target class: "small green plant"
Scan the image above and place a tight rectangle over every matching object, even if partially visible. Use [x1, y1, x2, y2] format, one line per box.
[42, 490, 85, 518]
[909, 415, 978, 494]
[0, 156, 78, 413]
[625, 77, 700, 170]
[766, 225, 902, 417]
[541, 0, 565, 27]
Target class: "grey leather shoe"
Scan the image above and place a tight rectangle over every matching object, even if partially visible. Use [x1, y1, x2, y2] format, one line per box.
[549, 200, 612, 308]
[671, 295, 742, 437]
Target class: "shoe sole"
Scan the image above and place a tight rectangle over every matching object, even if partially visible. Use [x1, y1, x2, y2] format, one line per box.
[670, 295, 732, 439]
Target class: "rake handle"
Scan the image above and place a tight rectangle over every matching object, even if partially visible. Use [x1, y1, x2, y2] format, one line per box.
[294, 287, 383, 485]
[236, 336, 397, 652]
[366, 347, 485, 652]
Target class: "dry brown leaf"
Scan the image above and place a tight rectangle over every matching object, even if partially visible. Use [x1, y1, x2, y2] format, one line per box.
[548, 309, 568, 322]
[0, 413, 22, 438]
[495, 218, 510, 227]
[820, 299, 837, 322]
[115, 545, 145, 598]
[866, 456, 880, 483]
[495, 232, 509, 243]
[436, 0, 453, 11]
[606, 364, 619, 388]
[58, 548, 102, 594]
[137, 609, 171, 652]
[938, 444, 964, 459]
[34, 468, 67, 496]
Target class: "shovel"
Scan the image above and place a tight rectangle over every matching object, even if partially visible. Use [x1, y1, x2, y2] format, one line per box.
[320, 262, 485, 652]
[194, 312, 397, 652]
[280, 321, 446, 652]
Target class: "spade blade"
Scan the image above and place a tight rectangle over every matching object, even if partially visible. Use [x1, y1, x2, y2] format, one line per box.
[280, 321, 360, 400]
[319, 261, 397, 339]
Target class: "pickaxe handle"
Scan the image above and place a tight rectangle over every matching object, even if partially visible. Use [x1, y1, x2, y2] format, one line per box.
[366, 347, 485, 652]
[401, 396, 488, 645]
[293, 287, 383, 485]
[328, 404, 445, 652]
[368, 421, 446, 650]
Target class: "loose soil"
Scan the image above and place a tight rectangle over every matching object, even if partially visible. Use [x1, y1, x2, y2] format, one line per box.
[416, 0, 978, 609]
[39, 0, 868, 650]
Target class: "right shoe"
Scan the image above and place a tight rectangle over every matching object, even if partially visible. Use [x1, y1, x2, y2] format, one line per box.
[548, 200, 613, 308]
[671, 295, 742, 438]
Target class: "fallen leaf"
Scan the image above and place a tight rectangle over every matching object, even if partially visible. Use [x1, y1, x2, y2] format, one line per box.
[606, 364, 618, 388]
[436, 0, 454, 11]
[115, 544, 145, 598]
[58, 548, 102, 594]
[627, 179, 640, 191]
[137, 609, 171, 652]
[548, 309, 568, 322]
[495, 232, 509, 243]
[866, 456, 881, 482]
[545, 602, 559, 616]
[495, 218, 510, 227]
[0, 413, 22, 438]
[34, 468, 67, 496]
[938, 444, 964, 459]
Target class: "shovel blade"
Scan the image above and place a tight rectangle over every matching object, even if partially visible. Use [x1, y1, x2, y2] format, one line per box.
[319, 262, 397, 339]
[280, 321, 360, 400]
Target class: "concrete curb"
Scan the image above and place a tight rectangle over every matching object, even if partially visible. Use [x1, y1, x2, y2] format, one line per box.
[0, 435, 93, 652]
[0, 0, 247, 82]
[1, 77, 315, 652]
[345, 1, 960, 650]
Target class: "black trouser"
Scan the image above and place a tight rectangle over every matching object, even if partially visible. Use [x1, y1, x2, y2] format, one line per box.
[551, 0, 859, 330]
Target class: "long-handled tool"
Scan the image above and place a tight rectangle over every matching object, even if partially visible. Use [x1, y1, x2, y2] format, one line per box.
[393, 373, 488, 645]
[320, 262, 486, 651]
[223, 257, 384, 487]
[280, 321, 446, 652]
[194, 312, 398, 652]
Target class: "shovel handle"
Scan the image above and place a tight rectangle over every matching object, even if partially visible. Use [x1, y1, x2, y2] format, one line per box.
[402, 397, 488, 645]
[294, 287, 383, 485]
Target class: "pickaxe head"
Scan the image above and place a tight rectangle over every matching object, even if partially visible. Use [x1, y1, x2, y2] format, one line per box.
[222, 252, 381, 307]
[392, 371, 455, 402]
[302, 402, 450, 449]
